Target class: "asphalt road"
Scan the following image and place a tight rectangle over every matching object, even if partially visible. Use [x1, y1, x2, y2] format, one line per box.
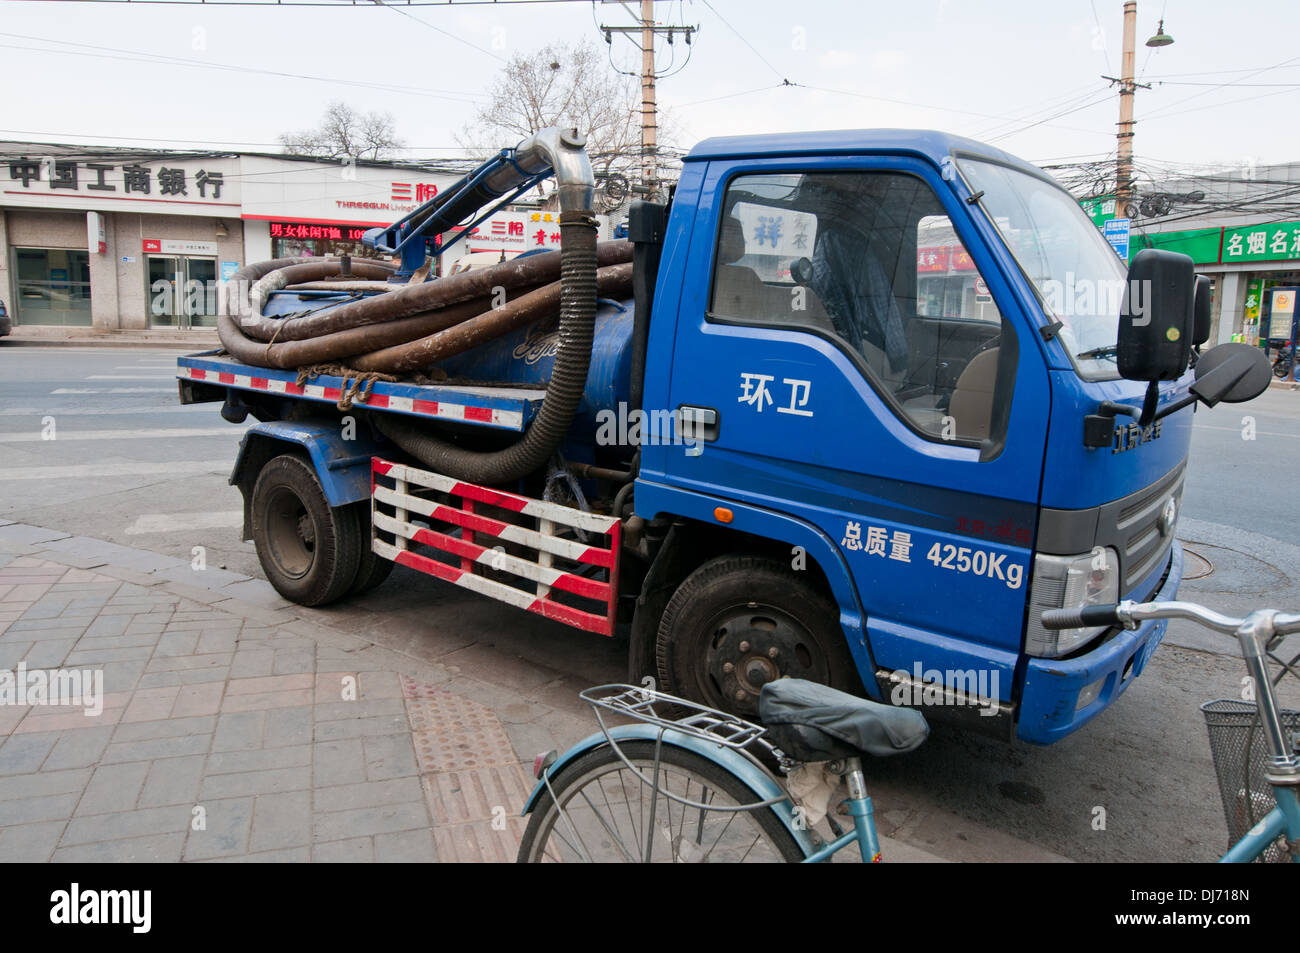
[1, 343, 1297, 863]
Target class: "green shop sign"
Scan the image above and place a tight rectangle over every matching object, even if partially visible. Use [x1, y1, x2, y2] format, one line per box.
[1221, 220, 1300, 263]
[1130, 227, 1223, 265]
[1081, 196, 1117, 227]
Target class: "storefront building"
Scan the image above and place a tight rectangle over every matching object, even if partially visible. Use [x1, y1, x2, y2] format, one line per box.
[1, 141, 460, 331]
[1081, 161, 1300, 347]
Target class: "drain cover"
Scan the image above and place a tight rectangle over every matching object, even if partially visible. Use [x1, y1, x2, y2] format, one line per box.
[1182, 545, 1214, 581]
[1178, 541, 1286, 594]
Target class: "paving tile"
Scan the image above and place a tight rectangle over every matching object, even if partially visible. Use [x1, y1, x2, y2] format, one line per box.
[0, 791, 82, 827]
[52, 832, 185, 863]
[249, 790, 311, 852]
[184, 797, 253, 860]
[220, 688, 313, 713]
[313, 738, 362, 788]
[199, 766, 311, 799]
[113, 715, 217, 744]
[75, 761, 150, 815]
[121, 686, 181, 724]
[101, 734, 212, 764]
[314, 777, 423, 814]
[421, 764, 533, 827]
[138, 755, 206, 808]
[170, 681, 224, 718]
[431, 817, 526, 863]
[203, 846, 310, 863]
[0, 731, 60, 774]
[315, 698, 405, 723]
[312, 801, 429, 842]
[0, 818, 65, 861]
[206, 745, 311, 776]
[229, 649, 275, 679]
[374, 828, 437, 863]
[362, 733, 418, 781]
[264, 706, 313, 748]
[61, 803, 193, 845]
[312, 836, 373, 863]
[314, 713, 408, 742]
[42, 725, 116, 771]
[212, 711, 266, 752]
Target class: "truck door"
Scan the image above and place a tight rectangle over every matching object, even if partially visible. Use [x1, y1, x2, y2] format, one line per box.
[655, 156, 1051, 702]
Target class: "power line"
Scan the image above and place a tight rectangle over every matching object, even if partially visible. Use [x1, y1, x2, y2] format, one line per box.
[0, 32, 488, 104]
[699, 0, 787, 83]
[368, 0, 507, 63]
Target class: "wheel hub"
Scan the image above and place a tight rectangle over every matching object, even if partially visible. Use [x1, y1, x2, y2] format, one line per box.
[704, 605, 822, 715]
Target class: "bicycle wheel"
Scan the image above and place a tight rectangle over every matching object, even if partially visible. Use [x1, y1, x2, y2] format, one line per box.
[517, 740, 805, 863]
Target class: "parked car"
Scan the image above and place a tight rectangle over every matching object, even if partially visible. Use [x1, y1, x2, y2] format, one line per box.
[0, 298, 11, 337]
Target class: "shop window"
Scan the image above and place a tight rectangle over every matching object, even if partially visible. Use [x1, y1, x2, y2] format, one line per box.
[12, 248, 92, 327]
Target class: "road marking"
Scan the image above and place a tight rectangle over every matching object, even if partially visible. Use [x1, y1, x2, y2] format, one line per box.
[0, 405, 203, 417]
[85, 374, 178, 380]
[125, 511, 242, 534]
[0, 427, 237, 443]
[1194, 424, 1300, 439]
[0, 461, 225, 481]
[52, 387, 174, 394]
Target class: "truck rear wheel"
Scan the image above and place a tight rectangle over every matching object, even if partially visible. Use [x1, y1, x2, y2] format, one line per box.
[347, 501, 394, 595]
[655, 555, 861, 720]
[251, 454, 362, 606]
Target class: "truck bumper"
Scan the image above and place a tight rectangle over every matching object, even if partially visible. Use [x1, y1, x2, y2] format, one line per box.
[1016, 540, 1183, 745]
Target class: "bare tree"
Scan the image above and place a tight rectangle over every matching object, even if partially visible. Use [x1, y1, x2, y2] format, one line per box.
[280, 102, 404, 161]
[459, 41, 661, 200]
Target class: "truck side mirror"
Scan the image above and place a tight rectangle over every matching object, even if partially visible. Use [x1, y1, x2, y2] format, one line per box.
[1117, 248, 1194, 382]
[1192, 275, 1212, 348]
[1190, 342, 1271, 405]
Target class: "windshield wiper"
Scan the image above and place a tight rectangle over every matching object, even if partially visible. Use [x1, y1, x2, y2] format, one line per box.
[1077, 345, 1118, 360]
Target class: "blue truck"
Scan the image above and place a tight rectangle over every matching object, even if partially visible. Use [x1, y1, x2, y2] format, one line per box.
[178, 126, 1270, 745]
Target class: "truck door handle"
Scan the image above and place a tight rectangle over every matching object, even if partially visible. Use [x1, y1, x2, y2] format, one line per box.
[677, 405, 720, 453]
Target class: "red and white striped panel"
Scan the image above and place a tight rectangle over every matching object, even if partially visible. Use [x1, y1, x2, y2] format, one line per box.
[373, 460, 618, 536]
[180, 366, 524, 429]
[370, 457, 622, 636]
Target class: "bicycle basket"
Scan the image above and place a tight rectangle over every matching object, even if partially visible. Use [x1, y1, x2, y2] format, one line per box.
[1201, 699, 1300, 862]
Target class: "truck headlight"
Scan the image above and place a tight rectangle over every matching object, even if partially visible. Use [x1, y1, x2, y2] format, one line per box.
[1026, 547, 1120, 658]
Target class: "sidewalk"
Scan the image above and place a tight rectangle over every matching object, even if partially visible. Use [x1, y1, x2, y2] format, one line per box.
[2, 326, 218, 349]
[0, 520, 1061, 863]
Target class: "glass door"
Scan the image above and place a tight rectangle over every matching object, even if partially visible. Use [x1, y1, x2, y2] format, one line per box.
[147, 256, 182, 327]
[147, 256, 217, 328]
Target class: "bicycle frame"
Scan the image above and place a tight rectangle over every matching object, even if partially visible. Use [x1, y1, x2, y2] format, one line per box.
[1221, 787, 1300, 863]
[799, 759, 884, 863]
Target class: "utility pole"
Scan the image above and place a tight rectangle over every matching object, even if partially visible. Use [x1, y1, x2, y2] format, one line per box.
[640, 0, 657, 195]
[1103, 2, 1171, 216]
[1114, 1, 1138, 214]
[600, 1, 695, 199]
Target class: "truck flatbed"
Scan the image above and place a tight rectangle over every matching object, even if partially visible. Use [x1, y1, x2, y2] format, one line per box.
[176, 351, 545, 432]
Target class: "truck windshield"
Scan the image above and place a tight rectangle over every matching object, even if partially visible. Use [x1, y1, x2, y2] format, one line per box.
[958, 158, 1127, 380]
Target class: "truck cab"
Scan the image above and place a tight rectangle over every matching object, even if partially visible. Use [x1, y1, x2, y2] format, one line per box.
[634, 130, 1194, 743]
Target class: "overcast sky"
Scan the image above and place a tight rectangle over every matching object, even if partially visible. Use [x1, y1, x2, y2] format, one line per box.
[0, 0, 1295, 171]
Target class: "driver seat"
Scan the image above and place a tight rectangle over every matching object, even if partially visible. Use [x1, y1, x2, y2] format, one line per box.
[758, 679, 929, 762]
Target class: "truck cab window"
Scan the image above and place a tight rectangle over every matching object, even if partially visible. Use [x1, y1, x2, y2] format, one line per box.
[708, 171, 1015, 444]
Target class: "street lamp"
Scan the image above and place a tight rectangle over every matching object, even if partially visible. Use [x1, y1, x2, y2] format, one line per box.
[1146, 18, 1174, 48]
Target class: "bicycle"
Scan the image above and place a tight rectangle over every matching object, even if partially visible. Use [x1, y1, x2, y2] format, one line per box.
[517, 597, 1299, 863]
[516, 678, 929, 862]
[1041, 599, 1300, 863]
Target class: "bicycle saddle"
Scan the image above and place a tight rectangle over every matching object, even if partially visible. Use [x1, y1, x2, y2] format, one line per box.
[758, 679, 929, 762]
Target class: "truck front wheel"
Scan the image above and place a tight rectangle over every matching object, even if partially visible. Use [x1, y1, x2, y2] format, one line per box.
[251, 454, 362, 606]
[655, 555, 861, 720]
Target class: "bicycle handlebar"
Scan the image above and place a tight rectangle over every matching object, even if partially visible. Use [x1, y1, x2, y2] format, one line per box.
[1041, 600, 1300, 638]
